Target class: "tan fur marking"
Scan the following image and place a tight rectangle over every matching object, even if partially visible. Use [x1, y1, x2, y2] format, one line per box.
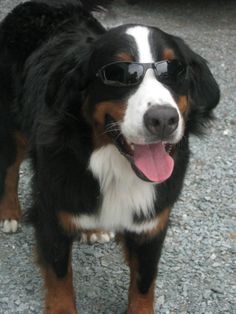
[178, 95, 189, 115]
[93, 101, 126, 148]
[42, 261, 76, 314]
[128, 254, 155, 314]
[155, 207, 170, 234]
[162, 48, 175, 60]
[0, 132, 27, 221]
[116, 52, 134, 62]
[58, 211, 78, 234]
[93, 101, 126, 125]
[140, 208, 170, 239]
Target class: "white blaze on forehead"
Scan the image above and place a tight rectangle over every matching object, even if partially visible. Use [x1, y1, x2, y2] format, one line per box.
[123, 26, 184, 145]
[126, 26, 154, 63]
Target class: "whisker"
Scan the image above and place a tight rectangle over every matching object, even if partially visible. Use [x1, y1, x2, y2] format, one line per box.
[114, 131, 123, 141]
[105, 122, 120, 129]
[102, 128, 121, 136]
[60, 110, 80, 122]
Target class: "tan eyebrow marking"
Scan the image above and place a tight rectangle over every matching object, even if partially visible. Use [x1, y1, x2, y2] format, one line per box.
[116, 52, 134, 62]
[162, 48, 175, 60]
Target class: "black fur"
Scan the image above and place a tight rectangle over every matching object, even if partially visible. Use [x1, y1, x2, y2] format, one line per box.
[168, 35, 220, 135]
[0, 0, 220, 310]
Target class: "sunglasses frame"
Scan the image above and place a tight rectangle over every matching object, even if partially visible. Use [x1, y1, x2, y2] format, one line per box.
[96, 59, 184, 87]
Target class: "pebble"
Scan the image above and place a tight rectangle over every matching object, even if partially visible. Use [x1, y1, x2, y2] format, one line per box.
[158, 295, 165, 305]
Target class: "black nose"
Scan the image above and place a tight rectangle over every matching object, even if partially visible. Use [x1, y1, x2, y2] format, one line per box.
[144, 105, 179, 139]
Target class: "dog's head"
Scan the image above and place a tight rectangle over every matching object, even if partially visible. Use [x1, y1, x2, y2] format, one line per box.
[46, 24, 220, 183]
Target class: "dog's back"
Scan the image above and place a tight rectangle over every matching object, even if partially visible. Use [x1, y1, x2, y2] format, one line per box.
[0, 0, 107, 232]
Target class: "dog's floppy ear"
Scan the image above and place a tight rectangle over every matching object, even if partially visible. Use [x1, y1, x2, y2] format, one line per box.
[36, 48, 93, 147]
[45, 49, 91, 112]
[187, 53, 220, 134]
[173, 36, 220, 135]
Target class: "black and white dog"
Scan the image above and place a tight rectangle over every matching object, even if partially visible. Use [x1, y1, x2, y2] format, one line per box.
[0, 0, 220, 313]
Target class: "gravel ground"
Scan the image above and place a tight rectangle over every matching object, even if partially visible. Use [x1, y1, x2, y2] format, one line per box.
[0, 1, 236, 313]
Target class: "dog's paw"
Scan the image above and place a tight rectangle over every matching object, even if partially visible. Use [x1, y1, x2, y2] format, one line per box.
[80, 230, 115, 244]
[0, 219, 19, 233]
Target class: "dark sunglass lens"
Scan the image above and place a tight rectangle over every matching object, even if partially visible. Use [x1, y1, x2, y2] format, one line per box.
[126, 63, 143, 85]
[155, 60, 186, 84]
[102, 63, 143, 86]
[103, 63, 127, 84]
[154, 61, 169, 81]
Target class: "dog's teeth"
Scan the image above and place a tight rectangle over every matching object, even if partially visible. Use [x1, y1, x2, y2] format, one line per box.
[164, 143, 172, 154]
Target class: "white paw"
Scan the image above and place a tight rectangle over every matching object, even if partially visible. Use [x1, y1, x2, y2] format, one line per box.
[80, 231, 115, 244]
[1, 219, 19, 233]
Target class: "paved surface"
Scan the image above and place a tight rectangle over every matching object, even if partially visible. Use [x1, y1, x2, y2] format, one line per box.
[0, 1, 236, 313]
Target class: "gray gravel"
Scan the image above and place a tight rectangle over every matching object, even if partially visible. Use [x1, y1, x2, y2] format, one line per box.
[0, 1, 236, 313]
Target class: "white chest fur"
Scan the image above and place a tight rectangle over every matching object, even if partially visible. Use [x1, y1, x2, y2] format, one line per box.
[73, 145, 157, 233]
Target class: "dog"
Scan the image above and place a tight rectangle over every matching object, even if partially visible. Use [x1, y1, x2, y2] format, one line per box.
[0, 0, 220, 313]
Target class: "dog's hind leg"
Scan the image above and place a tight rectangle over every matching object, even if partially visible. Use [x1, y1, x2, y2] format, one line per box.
[0, 131, 27, 233]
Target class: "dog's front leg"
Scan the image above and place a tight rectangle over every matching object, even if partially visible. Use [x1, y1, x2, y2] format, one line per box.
[122, 209, 170, 314]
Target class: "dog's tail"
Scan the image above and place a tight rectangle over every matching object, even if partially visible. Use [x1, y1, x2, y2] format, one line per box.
[32, 0, 113, 12]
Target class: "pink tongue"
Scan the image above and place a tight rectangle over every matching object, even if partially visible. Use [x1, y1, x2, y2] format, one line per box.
[133, 143, 174, 183]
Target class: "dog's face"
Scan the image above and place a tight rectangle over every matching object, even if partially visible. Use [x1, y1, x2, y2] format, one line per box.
[81, 24, 219, 182]
[46, 24, 220, 183]
[89, 26, 187, 145]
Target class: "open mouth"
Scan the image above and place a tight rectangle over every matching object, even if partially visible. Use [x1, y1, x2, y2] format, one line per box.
[105, 114, 175, 183]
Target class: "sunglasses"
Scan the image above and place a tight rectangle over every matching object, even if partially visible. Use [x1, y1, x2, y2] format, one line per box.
[96, 59, 186, 87]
